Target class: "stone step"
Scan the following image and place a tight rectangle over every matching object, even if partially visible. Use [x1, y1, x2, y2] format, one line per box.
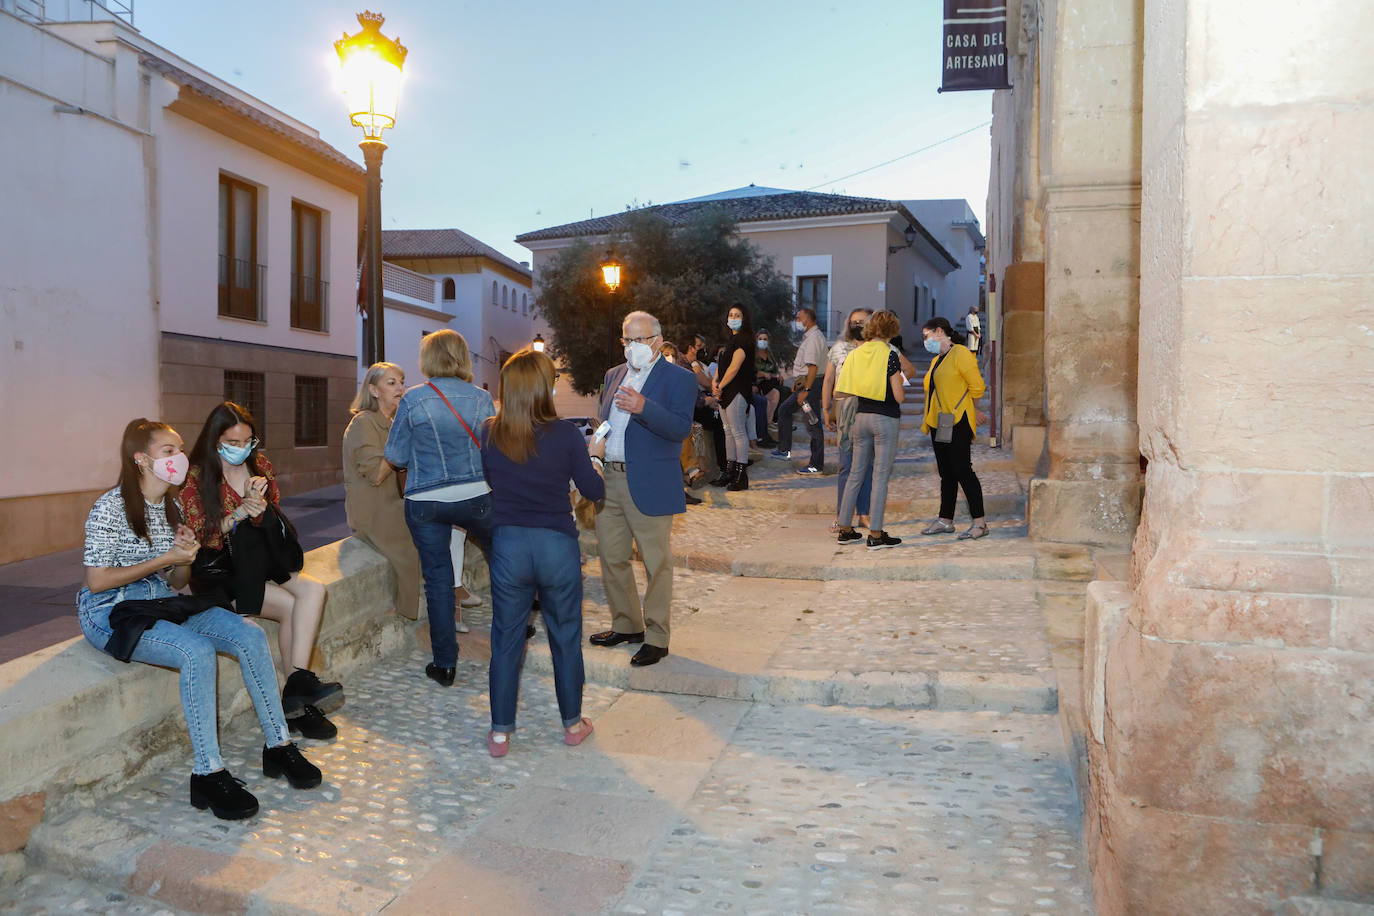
[578, 514, 1091, 583]
[456, 573, 1061, 715]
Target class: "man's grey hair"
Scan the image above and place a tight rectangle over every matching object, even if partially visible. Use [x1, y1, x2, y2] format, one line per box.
[622, 311, 662, 336]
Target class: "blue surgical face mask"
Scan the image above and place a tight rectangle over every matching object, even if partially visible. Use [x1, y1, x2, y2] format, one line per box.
[757, 339, 769, 351]
[218, 441, 254, 466]
[727, 317, 742, 331]
[924, 337, 942, 355]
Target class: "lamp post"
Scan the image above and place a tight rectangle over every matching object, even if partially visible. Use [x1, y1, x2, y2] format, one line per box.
[336, 10, 406, 365]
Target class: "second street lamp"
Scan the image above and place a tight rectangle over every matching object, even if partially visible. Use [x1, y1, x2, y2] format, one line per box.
[600, 252, 622, 293]
[336, 10, 407, 365]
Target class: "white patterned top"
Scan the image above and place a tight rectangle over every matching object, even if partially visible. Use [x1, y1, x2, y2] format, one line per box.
[83, 488, 176, 569]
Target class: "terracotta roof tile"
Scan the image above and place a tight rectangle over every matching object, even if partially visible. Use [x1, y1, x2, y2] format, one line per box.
[382, 228, 531, 276]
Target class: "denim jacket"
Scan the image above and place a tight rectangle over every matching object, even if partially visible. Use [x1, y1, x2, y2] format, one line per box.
[385, 377, 495, 496]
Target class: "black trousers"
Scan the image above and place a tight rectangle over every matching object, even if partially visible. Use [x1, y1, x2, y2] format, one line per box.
[932, 418, 984, 520]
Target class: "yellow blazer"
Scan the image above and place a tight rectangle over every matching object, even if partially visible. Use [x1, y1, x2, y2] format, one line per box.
[921, 344, 985, 439]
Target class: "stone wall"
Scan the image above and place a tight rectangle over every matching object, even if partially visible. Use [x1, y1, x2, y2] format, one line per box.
[1084, 0, 1374, 911]
[1025, 0, 1144, 549]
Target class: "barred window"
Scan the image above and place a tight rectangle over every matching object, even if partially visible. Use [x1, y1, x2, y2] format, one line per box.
[224, 370, 265, 428]
[294, 376, 328, 447]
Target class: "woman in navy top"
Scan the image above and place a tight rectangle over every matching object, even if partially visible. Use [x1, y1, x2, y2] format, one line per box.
[480, 348, 605, 756]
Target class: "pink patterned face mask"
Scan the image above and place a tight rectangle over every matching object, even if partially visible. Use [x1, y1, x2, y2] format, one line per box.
[148, 452, 189, 486]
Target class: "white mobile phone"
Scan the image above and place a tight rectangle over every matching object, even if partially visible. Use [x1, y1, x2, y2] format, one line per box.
[592, 420, 612, 442]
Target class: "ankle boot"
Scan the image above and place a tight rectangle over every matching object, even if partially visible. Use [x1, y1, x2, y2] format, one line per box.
[189, 769, 259, 820]
[282, 669, 344, 717]
[709, 462, 733, 487]
[263, 742, 322, 789]
[287, 704, 338, 740]
[727, 460, 749, 491]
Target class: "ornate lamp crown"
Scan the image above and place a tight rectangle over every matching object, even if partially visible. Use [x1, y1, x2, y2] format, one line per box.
[336, 11, 408, 140]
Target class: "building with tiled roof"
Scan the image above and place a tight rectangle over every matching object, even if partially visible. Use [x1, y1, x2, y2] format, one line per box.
[517, 186, 979, 340]
[1, 12, 364, 559]
[378, 229, 535, 390]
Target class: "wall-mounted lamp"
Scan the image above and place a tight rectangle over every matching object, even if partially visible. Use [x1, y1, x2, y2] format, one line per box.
[888, 225, 918, 255]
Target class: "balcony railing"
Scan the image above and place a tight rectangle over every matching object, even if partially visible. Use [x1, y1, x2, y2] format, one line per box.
[291, 273, 330, 332]
[218, 255, 265, 322]
[382, 262, 436, 304]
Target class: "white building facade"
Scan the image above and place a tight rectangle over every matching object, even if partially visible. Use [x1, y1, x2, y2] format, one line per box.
[380, 229, 535, 392]
[0, 11, 362, 562]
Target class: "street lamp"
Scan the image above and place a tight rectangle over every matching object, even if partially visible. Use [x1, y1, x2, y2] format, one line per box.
[532, 333, 545, 353]
[887, 224, 918, 255]
[600, 252, 622, 292]
[336, 10, 407, 365]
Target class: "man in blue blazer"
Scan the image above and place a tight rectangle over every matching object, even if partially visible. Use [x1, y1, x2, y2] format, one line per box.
[590, 310, 698, 666]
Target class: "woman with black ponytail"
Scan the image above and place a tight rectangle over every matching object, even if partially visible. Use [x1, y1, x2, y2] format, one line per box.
[78, 419, 321, 820]
[919, 317, 988, 539]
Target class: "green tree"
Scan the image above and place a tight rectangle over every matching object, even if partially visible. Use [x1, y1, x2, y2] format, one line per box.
[534, 208, 797, 394]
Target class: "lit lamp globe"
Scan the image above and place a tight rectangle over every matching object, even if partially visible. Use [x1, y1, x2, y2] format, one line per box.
[600, 254, 622, 293]
[532, 334, 546, 353]
[335, 11, 407, 142]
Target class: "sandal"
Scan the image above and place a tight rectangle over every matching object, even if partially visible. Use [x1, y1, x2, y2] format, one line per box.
[828, 520, 842, 533]
[958, 523, 990, 540]
[921, 520, 956, 535]
[564, 718, 594, 747]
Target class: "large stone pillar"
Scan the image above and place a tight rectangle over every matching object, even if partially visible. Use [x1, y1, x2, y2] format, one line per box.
[1086, 1, 1374, 911]
[1027, 0, 1144, 547]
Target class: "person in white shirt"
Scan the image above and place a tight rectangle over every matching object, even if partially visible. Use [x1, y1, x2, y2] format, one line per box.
[769, 307, 828, 474]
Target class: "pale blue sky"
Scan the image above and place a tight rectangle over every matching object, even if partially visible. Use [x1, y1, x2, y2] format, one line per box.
[133, 0, 994, 262]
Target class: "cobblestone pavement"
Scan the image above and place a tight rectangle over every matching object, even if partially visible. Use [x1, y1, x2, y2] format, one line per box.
[3, 417, 1095, 913]
[5, 650, 1090, 915]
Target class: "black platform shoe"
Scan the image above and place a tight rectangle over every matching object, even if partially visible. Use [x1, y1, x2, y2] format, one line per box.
[425, 663, 456, 687]
[262, 742, 322, 789]
[287, 703, 338, 740]
[282, 668, 344, 717]
[189, 769, 259, 820]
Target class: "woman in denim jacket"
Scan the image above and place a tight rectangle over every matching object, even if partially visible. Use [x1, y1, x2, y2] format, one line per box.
[385, 330, 496, 687]
[77, 419, 321, 820]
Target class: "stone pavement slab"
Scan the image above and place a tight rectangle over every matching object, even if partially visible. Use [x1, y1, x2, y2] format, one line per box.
[6, 649, 1091, 915]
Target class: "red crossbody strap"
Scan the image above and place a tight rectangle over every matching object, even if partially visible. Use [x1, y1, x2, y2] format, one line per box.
[427, 382, 482, 447]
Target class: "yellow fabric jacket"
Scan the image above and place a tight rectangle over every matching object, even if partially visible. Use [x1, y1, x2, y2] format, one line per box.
[921, 344, 985, 439]
[836, 340, 898, 400]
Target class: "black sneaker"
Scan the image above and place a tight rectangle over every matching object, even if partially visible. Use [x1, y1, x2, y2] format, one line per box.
[282, 669, 344, 717]
[867, 532, 902, 550]
[262, 742, 322, 789]
[837, 529, 863, 546]
[189, 769, 259, 820]
[287, 704, 338, 740]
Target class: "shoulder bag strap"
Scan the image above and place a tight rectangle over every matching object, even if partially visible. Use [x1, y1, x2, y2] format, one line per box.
[427, 382, 481, 448]
[927, 350, 951, 412]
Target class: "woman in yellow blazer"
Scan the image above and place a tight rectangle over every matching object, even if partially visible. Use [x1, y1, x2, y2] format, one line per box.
[920, 317, 989, 539]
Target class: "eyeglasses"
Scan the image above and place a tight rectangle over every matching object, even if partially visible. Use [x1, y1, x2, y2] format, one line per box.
[221, 436, 258, 449]
[621, 335, 658, 346]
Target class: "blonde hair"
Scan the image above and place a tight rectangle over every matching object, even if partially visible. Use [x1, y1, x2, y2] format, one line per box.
[351, 362, 404, 414]
[864, 310, 901, 341]
[487, 348, 559, 463]
[419, 330, 473, 381]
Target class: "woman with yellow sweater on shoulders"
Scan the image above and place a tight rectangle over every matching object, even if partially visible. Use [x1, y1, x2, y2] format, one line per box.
[920, 317, 989, 539]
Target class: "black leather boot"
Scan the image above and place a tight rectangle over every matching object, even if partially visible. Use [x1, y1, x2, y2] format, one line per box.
[262, 742, 322, 789]
[728, 459, 749, 491]
[709, 461, 733, 487]
[287, 704, 338, 740]
[189, 769, 259, 820]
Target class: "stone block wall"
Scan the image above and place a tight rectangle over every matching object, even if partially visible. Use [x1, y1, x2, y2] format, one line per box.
[1084, 0, 1374, 910]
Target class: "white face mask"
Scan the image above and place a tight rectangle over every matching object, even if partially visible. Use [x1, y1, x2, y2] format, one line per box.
[757, 340, 769, 351]
[624, 341, 654, 370]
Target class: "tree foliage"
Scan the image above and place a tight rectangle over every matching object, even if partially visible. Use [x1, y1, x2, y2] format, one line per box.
[533, 208, 797, 395]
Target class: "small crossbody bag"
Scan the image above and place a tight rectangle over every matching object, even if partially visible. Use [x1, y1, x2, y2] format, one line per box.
[927, 353, 968, 444]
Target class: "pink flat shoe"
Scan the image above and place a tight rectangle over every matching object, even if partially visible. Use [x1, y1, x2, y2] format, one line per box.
[564, 718, 594, 747]
[486, 730, 509, 757]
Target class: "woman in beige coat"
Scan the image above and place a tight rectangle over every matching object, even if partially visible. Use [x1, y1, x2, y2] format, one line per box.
[343, 363, 422, 620]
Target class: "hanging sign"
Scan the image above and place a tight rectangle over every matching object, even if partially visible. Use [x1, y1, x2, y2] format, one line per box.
[940, 0, 1010, 92]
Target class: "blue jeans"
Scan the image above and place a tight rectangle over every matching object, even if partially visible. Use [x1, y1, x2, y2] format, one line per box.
[750, 392, 769, 440]
[77, 577, 289, 775]
[488, 525, 584, 732]
[835, 398, 872, 518]
[405, 494, 493, 667]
